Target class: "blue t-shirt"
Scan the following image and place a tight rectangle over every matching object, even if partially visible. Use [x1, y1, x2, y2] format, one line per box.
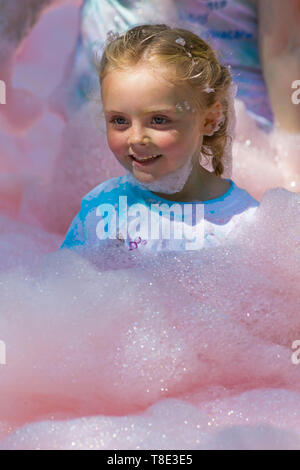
[60, 172, 259, 253]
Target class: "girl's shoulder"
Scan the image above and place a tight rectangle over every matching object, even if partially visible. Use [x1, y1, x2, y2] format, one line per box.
[204, 179, 259, 224]
[80, 174, 131, 208]
[222, 179, 260, 216]
[229, 180, 260, 208]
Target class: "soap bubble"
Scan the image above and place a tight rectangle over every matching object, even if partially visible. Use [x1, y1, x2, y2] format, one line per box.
[175, 37, 186, 47]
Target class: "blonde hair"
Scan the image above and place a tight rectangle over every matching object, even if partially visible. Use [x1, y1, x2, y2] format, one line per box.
[95, 24, 233, 177]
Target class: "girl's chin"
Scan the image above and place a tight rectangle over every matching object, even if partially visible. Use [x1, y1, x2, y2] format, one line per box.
[132, 168, 159, 181]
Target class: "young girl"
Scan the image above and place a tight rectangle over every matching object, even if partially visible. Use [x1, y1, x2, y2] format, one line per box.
[60, 24, 259, 253]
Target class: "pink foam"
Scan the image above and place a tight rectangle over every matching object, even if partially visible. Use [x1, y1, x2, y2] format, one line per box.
[0, 0, 300, 450]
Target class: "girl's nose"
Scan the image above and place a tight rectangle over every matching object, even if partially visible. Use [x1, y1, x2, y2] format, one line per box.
[127, 125, 150, 146]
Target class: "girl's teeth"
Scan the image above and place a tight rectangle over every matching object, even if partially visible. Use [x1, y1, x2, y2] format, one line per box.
[132, 155, 161, 161]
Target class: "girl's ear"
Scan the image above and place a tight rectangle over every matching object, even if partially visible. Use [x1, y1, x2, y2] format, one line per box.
[202, 101, 223, 136]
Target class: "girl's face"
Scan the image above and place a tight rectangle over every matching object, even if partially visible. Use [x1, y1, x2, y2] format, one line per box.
[101, 64, 207, 185]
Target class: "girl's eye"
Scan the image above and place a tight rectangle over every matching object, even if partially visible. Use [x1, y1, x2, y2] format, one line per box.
[109, 116, 170, 126]
[109, 117, 127, 125]
[152, 116, 169, 125]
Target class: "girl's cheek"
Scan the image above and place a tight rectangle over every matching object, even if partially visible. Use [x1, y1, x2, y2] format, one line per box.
[107, 132, 125, 154]
[156, 132, 178, 149]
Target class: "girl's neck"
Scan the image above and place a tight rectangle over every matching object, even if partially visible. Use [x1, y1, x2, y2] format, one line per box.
[151, 164, 231, 203]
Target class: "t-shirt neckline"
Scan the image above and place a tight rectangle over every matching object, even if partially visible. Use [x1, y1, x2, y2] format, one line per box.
[126, 172, 235, 205]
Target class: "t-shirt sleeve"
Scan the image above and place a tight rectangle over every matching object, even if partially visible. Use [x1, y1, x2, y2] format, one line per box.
[58, 177, 124, 252]
[59, 204, 86, 250]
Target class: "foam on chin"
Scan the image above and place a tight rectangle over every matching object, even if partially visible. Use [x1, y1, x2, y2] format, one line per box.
[129, 154, 194, 195]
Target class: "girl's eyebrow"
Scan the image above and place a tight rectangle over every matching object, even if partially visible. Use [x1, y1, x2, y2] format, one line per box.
[143, 107, 177, 114]
[104, 107, 177, 115]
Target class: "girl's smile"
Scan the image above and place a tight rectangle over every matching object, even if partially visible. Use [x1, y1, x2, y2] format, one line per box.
[130, 154, 163, 165]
